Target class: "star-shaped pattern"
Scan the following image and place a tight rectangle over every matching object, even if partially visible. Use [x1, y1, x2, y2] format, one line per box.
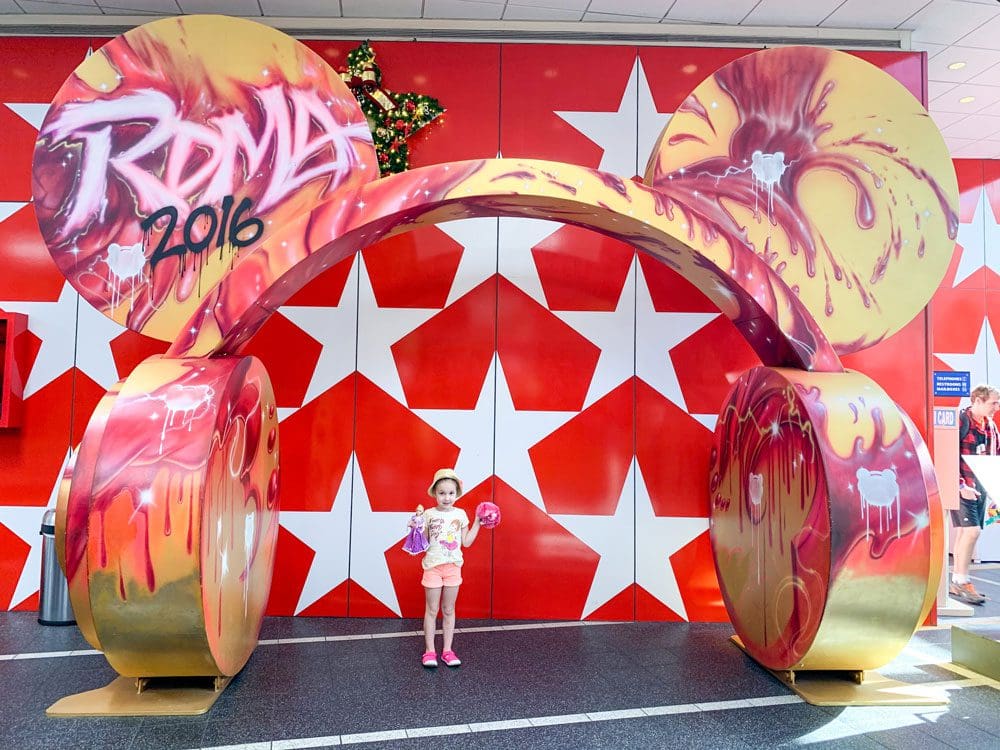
[634, 460, 709, 620]
[550, 460, 636, 618]
[279, 455, 413, 616]
[936, 316, 1000, 399]
[554, 260, 637, 408]
[0, 202, 25, 224]
[0, 447, 72, 609]
[5, 102, 48, 130]
[346, 460, 413, 615]
[555, 57, 673, 177]
[279, 255, 360, 410]
[356, 257, 437, 405]
[413, 356, 497, 496]
[635, 264, 719, 413]
[279, 457, 354, 615]
[437, 217, 500, 306]
[952, 189, 1000, 288]
[276, 407, 298, 423]
[0, 281, 124, 397]
[498, 217, 563, 307]
[494, 358, 576, 511]
[690, 413, 720, 433]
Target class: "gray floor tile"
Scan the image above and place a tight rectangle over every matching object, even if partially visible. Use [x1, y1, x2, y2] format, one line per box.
[132, 719, 207, 750]
[2, 612, 1000, 750]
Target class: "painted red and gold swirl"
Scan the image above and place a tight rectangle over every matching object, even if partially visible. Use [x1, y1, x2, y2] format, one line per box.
[645, 46, 958, 357]
[32, 14, 377, 344]
[59, 355, 279, 677]
[709, 367, 941, 671]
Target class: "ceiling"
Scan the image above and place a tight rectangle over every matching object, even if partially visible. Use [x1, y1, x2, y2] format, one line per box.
[2, 0, 1000, 158]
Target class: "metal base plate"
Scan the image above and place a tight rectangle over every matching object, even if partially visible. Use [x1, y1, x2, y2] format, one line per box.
[731, 636, 948, 707]
[47, 675, 231, 717]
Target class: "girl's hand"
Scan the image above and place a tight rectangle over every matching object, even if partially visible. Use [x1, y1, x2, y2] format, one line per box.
[475, 501, 501, 529]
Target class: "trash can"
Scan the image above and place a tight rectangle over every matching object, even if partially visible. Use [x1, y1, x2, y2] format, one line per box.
[38, 509, 74, 626]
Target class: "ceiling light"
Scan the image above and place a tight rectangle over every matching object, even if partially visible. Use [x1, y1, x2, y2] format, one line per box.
[960, 95, 976, 103]
[948, 61, 967, 70]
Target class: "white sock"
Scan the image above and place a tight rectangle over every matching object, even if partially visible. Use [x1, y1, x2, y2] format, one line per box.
[953, 574, 969, 585]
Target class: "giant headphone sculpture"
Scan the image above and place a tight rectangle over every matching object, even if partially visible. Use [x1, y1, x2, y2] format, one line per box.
[33, 15, 955, 689]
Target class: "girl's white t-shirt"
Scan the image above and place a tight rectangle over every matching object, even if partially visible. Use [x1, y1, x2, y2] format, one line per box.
[421, 507, 469, 569]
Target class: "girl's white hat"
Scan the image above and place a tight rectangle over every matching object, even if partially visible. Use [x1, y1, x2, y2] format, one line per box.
[428, 468, 463, 498]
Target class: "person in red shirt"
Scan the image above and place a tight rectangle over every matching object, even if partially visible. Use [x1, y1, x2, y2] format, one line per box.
[952, 384, 1000, 605]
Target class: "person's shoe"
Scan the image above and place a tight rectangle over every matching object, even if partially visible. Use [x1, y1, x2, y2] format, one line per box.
[950, 581, 986, 605]
[422, 651, 438, 668]
[441, 649, 461, 667]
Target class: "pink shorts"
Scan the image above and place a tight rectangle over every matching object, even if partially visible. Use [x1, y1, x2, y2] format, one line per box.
[421, 563, 463, 588]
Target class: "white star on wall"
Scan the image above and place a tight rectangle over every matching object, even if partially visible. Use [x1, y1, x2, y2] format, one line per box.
[952, 189, 1000, 288]
[413, 356, 496, 497]
[437, 217, 500, 306]
[554, 259, 637, 408]
[494, 359, 575, 511]
[634, 461, 709, 621]
[0, 447, 71, 609]
[498, 217, 563, 307]
[280, 454, 413, 616]
[691, 414, 720, 433]
[279, 456, 354, 615]
[635, 264, 718, 412]
[356, 257, 437, 405]
[937, 316, 1000, 402]
[0, 202, 25, 224]
[279, 255, 359, 409]
[555, 58, 673, 177]
[347, 460, 413, 615]
[5, 102, 48, 130]
[1, 281, 123, 397]
[550, 459, 636, 619]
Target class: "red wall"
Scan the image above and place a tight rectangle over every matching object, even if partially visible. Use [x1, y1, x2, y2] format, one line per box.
[0, 37, 944, 621]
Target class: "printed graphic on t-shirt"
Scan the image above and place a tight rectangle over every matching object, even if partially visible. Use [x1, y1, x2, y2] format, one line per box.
[422, 507, 469, 569]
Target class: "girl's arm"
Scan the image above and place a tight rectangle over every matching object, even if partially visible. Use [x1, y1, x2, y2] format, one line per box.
[462, 516, 481, 547]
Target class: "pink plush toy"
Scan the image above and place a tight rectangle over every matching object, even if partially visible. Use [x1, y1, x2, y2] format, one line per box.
[402, 504, 429, 555]
[476, 501, 501, 529]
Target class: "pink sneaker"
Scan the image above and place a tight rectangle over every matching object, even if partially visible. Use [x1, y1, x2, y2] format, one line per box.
[421, 651, 438, 668]
[441, 649, 461, 667]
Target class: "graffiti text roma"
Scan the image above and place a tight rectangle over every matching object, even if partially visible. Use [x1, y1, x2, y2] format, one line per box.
[44, 84, 372, 240]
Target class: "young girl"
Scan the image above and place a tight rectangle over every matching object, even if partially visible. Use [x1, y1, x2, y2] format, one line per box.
[409, 468, 480, 667]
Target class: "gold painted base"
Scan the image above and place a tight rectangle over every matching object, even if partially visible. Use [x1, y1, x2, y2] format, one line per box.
[47, 675, 231, 717]
[952, 626, 1000, 681]
[730, 636, 948, 707]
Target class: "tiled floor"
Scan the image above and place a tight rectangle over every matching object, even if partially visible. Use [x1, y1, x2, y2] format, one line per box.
[4, 571, 1000, 749]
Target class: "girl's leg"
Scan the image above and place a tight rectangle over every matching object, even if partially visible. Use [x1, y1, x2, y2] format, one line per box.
[423, 586, 442, 652]
[441, 585, 460, 653]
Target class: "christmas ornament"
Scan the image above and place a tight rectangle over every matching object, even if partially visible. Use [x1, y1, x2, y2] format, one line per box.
[338, 41, 445, 175]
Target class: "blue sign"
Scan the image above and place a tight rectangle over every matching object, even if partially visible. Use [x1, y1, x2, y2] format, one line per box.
[933, 370, 971, 397]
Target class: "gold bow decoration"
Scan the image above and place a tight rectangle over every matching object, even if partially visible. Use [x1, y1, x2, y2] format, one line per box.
[338, 41, 446, 175]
